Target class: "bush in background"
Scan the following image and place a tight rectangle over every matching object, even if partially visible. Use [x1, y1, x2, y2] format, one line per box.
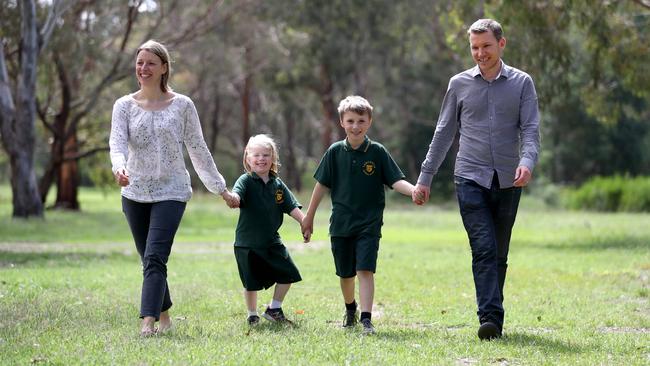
[566, 175, 650, 212]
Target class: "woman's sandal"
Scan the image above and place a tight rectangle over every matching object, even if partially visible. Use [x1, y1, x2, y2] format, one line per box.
[140, 328, 158, 337]
[158, 323, 174, 334]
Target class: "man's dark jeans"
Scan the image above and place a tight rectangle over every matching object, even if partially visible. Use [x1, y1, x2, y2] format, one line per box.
[455, 175, 521, 329]
[122, 197, 186, 320]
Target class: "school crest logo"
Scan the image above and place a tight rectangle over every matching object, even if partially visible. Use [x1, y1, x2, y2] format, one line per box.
[362, 161, 376, 176]
[275, 189, 284, 204]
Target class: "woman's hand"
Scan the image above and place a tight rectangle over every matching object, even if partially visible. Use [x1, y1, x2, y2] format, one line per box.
[221, 190, 240, 208]
[114, 168, 130, 187]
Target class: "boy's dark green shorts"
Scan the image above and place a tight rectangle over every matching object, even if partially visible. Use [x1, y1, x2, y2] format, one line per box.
[330, 234, 380, 278]
[234, 245, 302, 291]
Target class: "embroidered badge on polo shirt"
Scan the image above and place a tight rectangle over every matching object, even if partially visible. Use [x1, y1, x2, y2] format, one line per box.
[275, 189, 284, 204]
[362, 161, 376, 175]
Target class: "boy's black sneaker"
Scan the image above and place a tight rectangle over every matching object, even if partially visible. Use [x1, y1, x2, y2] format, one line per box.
[247, 315, 260, 326]
[262, 307, 289, 323]
[342, 309, 358, 328]
[360, 318, 375, 335]
[477, 321, 502, 340]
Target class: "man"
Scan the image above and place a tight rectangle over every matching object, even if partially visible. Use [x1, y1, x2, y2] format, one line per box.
[413, 19, 540, 340]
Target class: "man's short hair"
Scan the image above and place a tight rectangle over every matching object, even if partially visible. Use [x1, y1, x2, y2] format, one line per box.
[468, 19, 504, 41]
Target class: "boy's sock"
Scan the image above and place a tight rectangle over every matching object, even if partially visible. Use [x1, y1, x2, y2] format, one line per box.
[269, 299, 283, 309]
[248, 310, 258, 317]
[345, 300, 357, 311]
[360, 312, 372, 322]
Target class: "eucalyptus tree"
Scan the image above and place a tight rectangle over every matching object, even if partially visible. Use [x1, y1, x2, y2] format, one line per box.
[0, 0, 67, 218]
[36, 0, 237, 209]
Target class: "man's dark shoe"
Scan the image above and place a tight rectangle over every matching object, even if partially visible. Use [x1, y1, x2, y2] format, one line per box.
[247, 315, 260, 326]
[262, 307, 290, 323]
[342, 309, 358, 328]
[478, 321, 502, 340]
[360, 318, 375, 335]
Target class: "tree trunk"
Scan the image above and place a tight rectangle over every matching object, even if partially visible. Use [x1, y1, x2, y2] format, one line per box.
[240, 45, 253, 147]
[0, 0, 44, 218]
[208, 90, 220, 152]
[283, 114, 301, 191]
[318, 63, 341, 152]
[54, 131, 80, 209]
[9, 151, 43, 217]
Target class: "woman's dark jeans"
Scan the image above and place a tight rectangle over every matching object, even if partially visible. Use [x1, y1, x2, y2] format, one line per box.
[455, 175, 521, 329]
[122, 197, 186, 320]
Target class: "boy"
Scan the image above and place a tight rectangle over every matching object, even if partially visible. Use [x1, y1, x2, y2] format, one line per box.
[302, 95, 415, 335]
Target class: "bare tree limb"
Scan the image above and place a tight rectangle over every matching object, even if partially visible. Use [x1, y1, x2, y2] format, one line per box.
[39, 0, 72, 51]
[63, 2, 140, 141]
[63, 146, 110, 162]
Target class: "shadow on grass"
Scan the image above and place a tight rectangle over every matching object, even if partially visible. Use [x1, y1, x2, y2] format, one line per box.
[372, 327, 582, 354]
[500, 331, 583, 353]
[0, 250, 134, 268]
[535, 235, 648, 252]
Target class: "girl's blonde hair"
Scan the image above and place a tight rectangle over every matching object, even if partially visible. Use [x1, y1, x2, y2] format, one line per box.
[136, 39, 171, 93]
[243, 134, 280, 175]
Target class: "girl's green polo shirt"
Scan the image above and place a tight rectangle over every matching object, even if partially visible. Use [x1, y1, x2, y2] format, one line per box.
[314, 136, 405, 237]
[233, 173, 301, 248]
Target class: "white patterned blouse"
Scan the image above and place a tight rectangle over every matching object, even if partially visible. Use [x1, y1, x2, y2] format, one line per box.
[109, 93, 227, 203]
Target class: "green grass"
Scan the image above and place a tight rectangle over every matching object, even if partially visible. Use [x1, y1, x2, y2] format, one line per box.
[0, 187, 649, 365]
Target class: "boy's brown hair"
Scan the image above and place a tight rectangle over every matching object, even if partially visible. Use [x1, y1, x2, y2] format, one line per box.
[337, 95, 373, 120]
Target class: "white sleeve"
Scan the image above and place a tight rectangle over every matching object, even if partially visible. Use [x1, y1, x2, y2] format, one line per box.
[182, 98, 227, 194]
[109, 98, 128, 174]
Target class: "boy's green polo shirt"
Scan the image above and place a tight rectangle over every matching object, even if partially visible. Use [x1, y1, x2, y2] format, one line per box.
[314, 136, 405, 237]
[233, 172, 301, 248]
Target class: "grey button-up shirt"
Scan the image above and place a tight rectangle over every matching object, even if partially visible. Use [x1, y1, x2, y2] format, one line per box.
[417, 62, 540, 189]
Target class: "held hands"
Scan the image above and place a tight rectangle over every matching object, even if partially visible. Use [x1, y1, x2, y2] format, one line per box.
[513, 166, 532, 187]
[300, 216, 313, 243]
[114, 168, 130, 187]
[221, 190, 240, 208]
[412, 184, 430, 206]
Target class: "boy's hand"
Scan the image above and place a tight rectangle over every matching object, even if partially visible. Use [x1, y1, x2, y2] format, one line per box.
[412, 184, 429, 205]
[302, 229, 311, 243]
[301, 216, 313, 243]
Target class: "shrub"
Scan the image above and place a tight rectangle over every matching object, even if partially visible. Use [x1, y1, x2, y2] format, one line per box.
[566, 175, 650, 212]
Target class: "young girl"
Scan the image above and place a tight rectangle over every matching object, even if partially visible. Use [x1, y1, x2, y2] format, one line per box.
[230, 134, 307, 325]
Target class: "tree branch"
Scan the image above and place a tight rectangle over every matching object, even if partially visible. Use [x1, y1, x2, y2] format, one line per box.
[631, 0, 650, 10]
[39, 0, 71, 52]
[63, 146, 109, 162]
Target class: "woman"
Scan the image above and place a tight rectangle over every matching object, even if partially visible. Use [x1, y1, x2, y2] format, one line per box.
[109, 40, 237, 336]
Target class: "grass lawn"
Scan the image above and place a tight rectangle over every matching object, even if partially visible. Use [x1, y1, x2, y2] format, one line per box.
[0, 187, 648, 365]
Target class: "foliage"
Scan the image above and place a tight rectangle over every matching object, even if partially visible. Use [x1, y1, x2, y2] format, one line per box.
[2, 0, 650, 215]
[566, 175, 650, 212]
[0, 188, 648, 364]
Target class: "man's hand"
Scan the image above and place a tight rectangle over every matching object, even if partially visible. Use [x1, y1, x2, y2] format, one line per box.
[513, 166, 532, 187]
[412, 184, 430, 205]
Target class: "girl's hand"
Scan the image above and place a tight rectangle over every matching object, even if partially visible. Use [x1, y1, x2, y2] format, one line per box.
[221, 191, 240, 208]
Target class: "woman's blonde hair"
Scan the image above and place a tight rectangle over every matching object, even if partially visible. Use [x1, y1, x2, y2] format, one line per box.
[136, 40, 171, 93]
[243, 134, 280, 175]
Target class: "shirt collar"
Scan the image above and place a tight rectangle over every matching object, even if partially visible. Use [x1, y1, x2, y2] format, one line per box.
[471, 60, 509, 80]
[250, 171, 276, 181]
[343, 136, 371, 152]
